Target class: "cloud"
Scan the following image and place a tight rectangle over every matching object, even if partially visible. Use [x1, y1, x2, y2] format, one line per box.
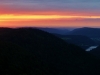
[1, 0, 99, 3]
[0, 0, 100, 14]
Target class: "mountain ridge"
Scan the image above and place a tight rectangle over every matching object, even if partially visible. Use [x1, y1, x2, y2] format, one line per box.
[0, 27, 100, 75]
[68, 27, 100, 38]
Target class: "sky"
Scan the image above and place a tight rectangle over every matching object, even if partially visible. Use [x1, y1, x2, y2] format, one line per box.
[0, 0, 100, 28]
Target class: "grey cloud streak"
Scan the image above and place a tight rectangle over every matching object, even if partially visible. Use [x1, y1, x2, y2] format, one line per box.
[0, 0, 100, 12]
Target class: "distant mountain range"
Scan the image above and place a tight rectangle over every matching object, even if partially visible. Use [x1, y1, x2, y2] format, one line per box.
[39, 27, 100, 46]
[68, 27, 100, 38]
[38, 27, 100, 38]
[0, 27, 100, 75]
[39, 28, 70, 34]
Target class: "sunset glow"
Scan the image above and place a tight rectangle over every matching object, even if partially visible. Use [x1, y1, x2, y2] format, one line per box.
[0, 13, 100, 27]
[1, 14, 100, 21]
[0, 14, 100, 27]
[0, 0, 100, 27]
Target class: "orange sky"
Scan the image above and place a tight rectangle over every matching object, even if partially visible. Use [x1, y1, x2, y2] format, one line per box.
[1, 0, 100, 27]
[0, 11, 100, 28]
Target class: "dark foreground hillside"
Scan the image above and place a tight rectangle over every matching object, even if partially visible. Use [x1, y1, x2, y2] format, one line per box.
[90, 46, 100, 58]
[0, 28, 100, 75]
[55, 34, 96, 49]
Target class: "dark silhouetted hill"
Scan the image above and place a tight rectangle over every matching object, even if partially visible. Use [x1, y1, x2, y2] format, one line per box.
[0, 28, 100, 75]
[69, 27, 100, 38]
[90, 46, 100, 58]
[55, 35, 96, 49]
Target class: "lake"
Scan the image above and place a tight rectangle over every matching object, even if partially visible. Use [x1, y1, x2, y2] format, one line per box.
[86, 46, 98, 51]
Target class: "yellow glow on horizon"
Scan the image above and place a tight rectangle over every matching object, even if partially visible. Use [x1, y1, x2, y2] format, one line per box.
[1, 14, 100, 22]
[0, 14, 100, 28]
